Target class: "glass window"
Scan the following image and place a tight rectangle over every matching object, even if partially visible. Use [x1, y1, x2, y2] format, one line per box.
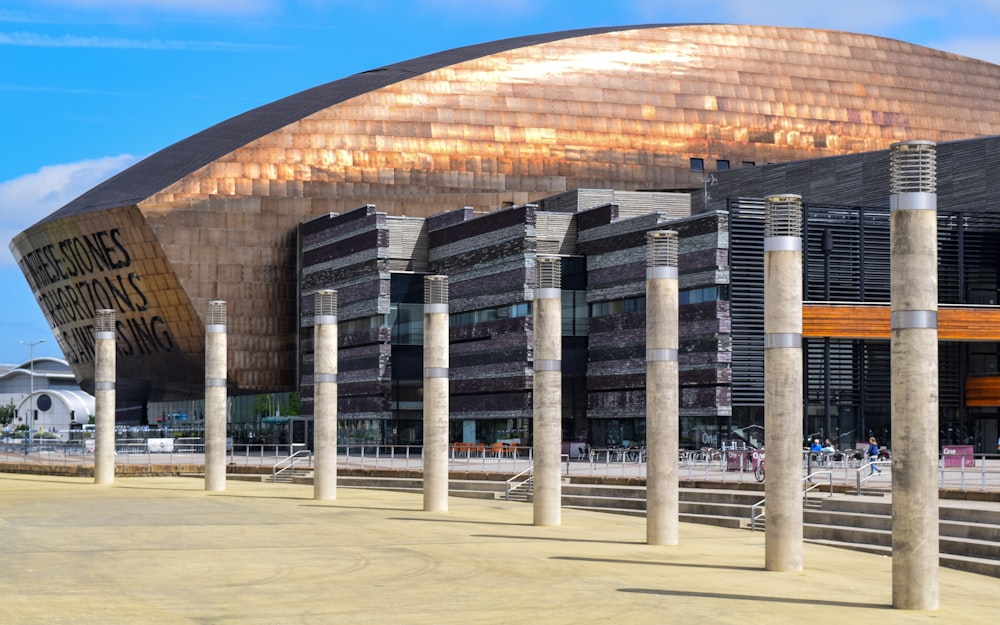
[742, 161, 755, 168]
[390, 303, 424, 345]
[716, 159, 730, 171]
[690, 157, 704, 172]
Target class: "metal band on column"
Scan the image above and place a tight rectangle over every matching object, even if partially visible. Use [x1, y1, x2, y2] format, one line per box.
[94, 309, 116, 485]
[763, 194, 804, 572]
[533, 255, 562, 526]
[645, 230, 679, 545]
[890, 140, 939, 610]
[314, 290, 338, 500]
[205, 300, 228, 492]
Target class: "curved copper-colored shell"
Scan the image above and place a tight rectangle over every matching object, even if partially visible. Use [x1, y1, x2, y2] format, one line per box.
[12, 24, 1000, 399]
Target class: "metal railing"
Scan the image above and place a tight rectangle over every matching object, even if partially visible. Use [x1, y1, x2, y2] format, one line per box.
[505, 465, 534, 501]
[803, 470, 834, 500]
[854, 460, 889, 495]
[750, 497, 766, 532]
[272, 449, 313, 482]
[6, 439, 1000, 495]
[751, 469, 834, 531]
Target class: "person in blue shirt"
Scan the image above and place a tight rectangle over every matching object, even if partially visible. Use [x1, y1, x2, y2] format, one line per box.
[810, 439, 822, 453]
[868, 437, 882, 474]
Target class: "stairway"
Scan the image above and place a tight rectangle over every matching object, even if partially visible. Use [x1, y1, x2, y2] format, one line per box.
[272, 471, 1000, 578]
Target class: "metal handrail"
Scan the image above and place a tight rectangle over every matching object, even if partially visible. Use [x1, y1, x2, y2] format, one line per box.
[272, 449, 313, 482]
[855, 460, 888, 494]
[750, 496, 766, 531]
[505, 465, 534, 501]
[751, 470, 834, 531]
[803, 470, 834, 500]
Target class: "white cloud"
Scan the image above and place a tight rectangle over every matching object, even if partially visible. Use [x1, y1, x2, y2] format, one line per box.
[1, 155, 139, 266]
[0, 31, 267, 50]
[33, 0, 278, 16]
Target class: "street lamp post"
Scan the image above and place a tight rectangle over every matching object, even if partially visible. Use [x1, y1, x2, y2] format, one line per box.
[19, 339, 45, 457]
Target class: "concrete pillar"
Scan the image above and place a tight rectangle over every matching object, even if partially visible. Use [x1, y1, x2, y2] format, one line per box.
[889, 140, 939, 610]
[204, 300, 228, 492]
[763, 194, 804, 572]
[533, 255, 562, 526]
[314, 290, 338, 501]
[645, 230, 680, 545]
[423, 276, 450, 512]
[94, 309, 116, 485]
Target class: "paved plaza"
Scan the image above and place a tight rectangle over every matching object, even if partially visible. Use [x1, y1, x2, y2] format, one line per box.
[2, 473, 998, 625]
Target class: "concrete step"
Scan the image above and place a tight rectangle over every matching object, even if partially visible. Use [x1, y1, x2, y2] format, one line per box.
[803, 523, 892, 548]
[263, 472, 1000, 577]
[806, 539, 1000, 578]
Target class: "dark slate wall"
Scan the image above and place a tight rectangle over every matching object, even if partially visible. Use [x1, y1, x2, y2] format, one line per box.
[578, 208, 734, 421]
[298, 205, 393, 420]
[428, 205, 535, 421]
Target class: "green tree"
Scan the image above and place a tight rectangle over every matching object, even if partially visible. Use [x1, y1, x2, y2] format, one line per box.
[0, 399, 15, 427]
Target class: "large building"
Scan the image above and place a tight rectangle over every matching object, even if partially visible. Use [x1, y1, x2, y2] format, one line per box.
[294, 138, 1000, 452]
[10, 25, 1000, 447]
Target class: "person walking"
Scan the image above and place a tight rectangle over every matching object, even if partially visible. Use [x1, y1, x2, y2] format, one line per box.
[867, 436, 882, 475]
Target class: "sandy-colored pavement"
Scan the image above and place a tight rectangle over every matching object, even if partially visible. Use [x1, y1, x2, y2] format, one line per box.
[0, 473, 995, 625]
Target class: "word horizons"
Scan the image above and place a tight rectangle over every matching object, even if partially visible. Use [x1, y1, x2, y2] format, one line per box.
[18, 229, 177, 364]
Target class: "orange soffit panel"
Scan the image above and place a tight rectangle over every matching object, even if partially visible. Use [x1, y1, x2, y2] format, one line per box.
[803, 305, 1000, 341]
[965, 376, 1000, 407]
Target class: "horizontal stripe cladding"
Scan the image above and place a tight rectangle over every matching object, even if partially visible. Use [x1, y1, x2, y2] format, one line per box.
[575, 204, 619, 232]
[302, 265, 390, 320]
[581, 207, 733, 418]
[591, 388, 733, 420]
[577, 212, 671, 255]
[429, 206, 532, 315]
[447, 265, 531, 308]
[299, 204, 380, 238]
[302, 229, 384, 267]
[587, 389, 645, 418]
[338, 340, 391, 418]
[585, 263, 646, 302]
[429, 203, 529, 243]
[451, 391, 531, 420]
[300, 208, 393, 320]
[578, 220, 649, 303]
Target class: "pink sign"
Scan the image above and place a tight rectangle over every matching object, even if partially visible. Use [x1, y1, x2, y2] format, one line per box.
[942, 445, 975, 467]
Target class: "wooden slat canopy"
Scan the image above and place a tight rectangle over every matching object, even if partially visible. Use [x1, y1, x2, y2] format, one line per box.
[965, 376, 1000, 407]
[803, 304, 1000, 342]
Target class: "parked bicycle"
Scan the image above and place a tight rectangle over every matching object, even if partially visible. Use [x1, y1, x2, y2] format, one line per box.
[752, 450, 765, 482]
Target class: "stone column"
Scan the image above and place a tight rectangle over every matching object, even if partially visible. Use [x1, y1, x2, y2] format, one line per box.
[94, 309, 116, 485]
[890, 140, 939, 610]
[645, 230, 680, 545]
[314, 290, 339, 501]
[204, 300, 228, 492]
[533, 255, 562, 526]
[423, 276, 450, 512]
[763, 194, 804, 572]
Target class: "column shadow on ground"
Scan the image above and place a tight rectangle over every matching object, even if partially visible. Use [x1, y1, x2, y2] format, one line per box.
[389, 517, 537, 527]
[474, 534, 644, 546]
[618, 588, 889, 609]
[553, 555, 758, 572]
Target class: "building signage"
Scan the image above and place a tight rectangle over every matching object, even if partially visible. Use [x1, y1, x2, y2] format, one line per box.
[17, 228, 177, 365]
[941, 445, 975, 467]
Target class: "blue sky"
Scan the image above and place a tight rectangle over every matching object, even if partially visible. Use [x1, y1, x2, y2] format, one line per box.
[2, 0, 1000, 365]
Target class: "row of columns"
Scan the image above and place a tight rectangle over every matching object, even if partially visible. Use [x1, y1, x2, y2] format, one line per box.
[86, 140, 938, 610]
[760, 140, 939, 610]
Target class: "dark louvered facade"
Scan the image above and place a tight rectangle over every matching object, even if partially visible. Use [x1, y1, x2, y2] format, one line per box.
[711, 137, 1000, 452]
